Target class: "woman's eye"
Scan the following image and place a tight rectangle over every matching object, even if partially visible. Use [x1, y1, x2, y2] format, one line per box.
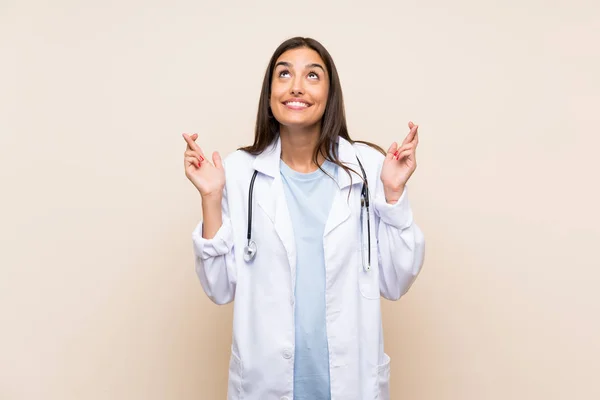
[279, 70, 290, 78]
[308, 72, 319, 79]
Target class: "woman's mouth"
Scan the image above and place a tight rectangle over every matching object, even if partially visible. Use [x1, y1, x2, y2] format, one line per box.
[283, 101, 311, 110]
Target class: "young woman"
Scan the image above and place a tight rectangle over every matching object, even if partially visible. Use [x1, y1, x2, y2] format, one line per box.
[182, 37, 425, 400]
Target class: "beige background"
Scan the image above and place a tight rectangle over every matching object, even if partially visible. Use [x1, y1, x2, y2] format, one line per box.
[1, 0, 599, 399]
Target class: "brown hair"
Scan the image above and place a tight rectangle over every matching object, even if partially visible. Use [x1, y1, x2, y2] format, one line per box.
[239, 37, 385, 180]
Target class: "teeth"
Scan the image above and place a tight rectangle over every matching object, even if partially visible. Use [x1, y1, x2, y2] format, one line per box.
[286, 101, 309, 107]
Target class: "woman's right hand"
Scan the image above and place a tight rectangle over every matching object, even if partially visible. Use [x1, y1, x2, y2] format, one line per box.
[182, 133, 225, 198]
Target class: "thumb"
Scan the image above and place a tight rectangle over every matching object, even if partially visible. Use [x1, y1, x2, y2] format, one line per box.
[212, 151, 224, 170]
[386, 142, 398, 159]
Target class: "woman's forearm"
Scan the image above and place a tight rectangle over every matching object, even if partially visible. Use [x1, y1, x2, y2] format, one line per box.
[201, 193, 223, 239]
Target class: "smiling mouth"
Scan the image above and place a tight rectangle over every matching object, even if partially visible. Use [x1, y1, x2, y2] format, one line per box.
[283, 101, 311, 109]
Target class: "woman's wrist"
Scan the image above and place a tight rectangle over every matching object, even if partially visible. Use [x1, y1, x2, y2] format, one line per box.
[200, 190, 223, 204]
[200, 191, 224, 239]
[383, 185, 405, 204]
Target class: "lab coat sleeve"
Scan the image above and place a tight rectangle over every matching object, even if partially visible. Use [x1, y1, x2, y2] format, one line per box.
[373, 164, 425, 301]
[191, 186, 237, 305]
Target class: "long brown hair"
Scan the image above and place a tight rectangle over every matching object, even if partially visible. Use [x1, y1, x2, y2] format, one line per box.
[239, 37, 385, 180]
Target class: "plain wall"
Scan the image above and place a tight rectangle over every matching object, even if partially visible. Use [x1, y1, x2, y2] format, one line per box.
[1, 0, 599, 398]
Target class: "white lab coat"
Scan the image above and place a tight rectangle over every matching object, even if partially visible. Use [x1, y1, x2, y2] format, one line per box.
[192, 136, 425, 400]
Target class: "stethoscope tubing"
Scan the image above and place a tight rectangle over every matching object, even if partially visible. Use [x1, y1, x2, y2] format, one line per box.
[244, 155, 370, 268]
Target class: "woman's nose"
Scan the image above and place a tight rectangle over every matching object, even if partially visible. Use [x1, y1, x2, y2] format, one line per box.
[290, 77, 304, 95]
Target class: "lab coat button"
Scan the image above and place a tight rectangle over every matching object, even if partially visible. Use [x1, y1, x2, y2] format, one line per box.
[282, 349, 293, 359]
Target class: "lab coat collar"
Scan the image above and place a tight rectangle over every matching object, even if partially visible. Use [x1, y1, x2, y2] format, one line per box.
[251, 135, 281, 178]
[336, 137, 365, 189]
[251, 134, 364, 189]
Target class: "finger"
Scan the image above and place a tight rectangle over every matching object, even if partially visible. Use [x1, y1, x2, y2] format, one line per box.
[387, 142, 398, 154]
[394, 143, 417, 159]
[212, 151, 224, 170]
[402, 123, 418, 145]
[387, 142, 399, 160]
[184, 150, 204, 163]
[182, 133, 205, 156]
[392, 141, 415, 160]
[399, 148, 413, 158]
[182, 133, 193, 151]
[408, 121, 415, 129]
[185, 155, 199, 167]
[392, 144, 408, 160]
[185, 156, 201, 168]
[396, 142, 416, 154]
[186, 133, 199, 148]
[395, 148, 415, 161]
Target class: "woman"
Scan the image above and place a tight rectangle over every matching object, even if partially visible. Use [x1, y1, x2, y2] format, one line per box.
[182, 37, 425, 400]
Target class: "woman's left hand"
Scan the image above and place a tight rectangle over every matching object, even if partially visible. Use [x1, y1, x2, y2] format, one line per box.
[380, 121, 419, 203]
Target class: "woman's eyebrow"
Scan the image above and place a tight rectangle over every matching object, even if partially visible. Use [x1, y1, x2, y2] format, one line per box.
[275, 61, 326, 73]
[307, 63, 325, 73]
[275, 61, 292, 69]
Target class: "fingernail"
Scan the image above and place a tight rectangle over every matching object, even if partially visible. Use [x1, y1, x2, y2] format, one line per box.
[199, 156, 204, 161]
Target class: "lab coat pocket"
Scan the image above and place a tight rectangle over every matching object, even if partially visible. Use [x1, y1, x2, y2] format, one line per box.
[377, 353, 391, 400]
[358, 245, 380, 299]
[227, 349, 243, 400]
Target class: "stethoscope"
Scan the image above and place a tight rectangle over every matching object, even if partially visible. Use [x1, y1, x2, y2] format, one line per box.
[243, 156, 372, 271]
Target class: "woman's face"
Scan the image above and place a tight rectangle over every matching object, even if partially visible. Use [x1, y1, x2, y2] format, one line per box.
[269, 47, 329, 131]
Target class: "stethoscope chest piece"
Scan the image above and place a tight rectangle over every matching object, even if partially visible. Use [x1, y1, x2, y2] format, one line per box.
[243, 240, 257, 262]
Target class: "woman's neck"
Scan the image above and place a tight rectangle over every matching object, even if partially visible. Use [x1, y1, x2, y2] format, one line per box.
[279, 124, 325, 173]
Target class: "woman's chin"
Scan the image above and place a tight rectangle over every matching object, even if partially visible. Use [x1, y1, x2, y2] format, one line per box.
[277, 117, 322, 132]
